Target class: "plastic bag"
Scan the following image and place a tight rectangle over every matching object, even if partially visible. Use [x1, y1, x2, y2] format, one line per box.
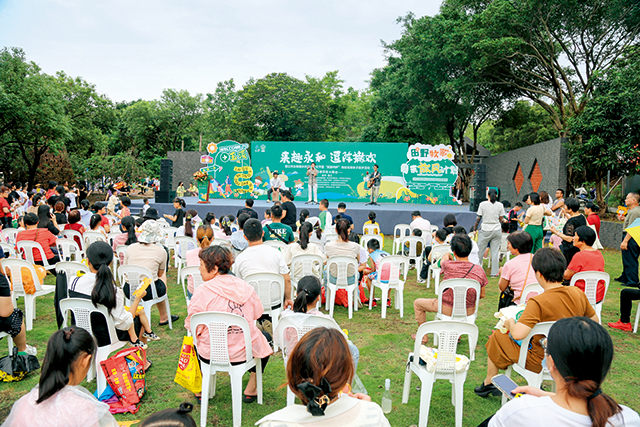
[0, 347, 40, 382]
[100, 347, 146, 410]
[5, 264, 47, 294]
[174, 336, 202, 394]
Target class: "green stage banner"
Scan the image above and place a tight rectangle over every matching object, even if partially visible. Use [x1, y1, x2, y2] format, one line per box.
[399, 143, 459, 205]
[195, 140, 254, 201]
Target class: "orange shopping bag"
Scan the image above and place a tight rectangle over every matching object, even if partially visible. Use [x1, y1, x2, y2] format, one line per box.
[174, 336, 202, 394]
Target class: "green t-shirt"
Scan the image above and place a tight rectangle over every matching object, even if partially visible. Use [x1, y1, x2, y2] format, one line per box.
[263, 223, 294, 243]
[318, 210, 332, 231]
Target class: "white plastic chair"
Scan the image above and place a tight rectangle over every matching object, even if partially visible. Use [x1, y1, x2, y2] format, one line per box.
[289, 254, 324, 292]
[633, 302, 640, 333]
[498, 234, 510, 263]
[2, 258, 56, 331]
[324, 233, 339, 244]
[403, 236, 424, 276]
[210, 239, 234, 251]
[416, 228, 432, 247]
[521, 283, 544, 303]
[190, 312, 263, 427]
[360, 234, 383, 249]
[118, 265, 173, 329]
[393, 224, 411, 240]
[0, 332, 13, 354]
[569, 271, 610, 323]
[325, 256, 359, 319]
[61, 229, 86, 254]
[104, 214, 118, 226]
[2, 228, 19, 245]
[156, 218, 170, 228]
[430, 225, 439, 234]
[501, 321, 556, 405]
[402, 320, 478, 427]
[363, 223, 380, 236]
[369, 255, 408, 319]
[436, 279, 481, 323]
[263, 240, 288, 251]
[15, 241, 56, 273]
[0, 242, 17, 258]
[164, 227, 178, 267]
[180, 265, 204, 306]
[84, 230, 107, 247]
[55, 261, 90, 286]
[427, 244, 451, 290]
[274, 315, 342, 406]
[174, 236, 198, 283]
[59, 298, 125, 396]
[244, 272, 285, 351]
[106, 231, 121, 247]
[56, 238, 83, 262]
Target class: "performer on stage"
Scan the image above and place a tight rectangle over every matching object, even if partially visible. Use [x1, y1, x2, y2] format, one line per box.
[267, 171, 282, 202]
[306, 162, 318, 204]
[367, 164, 381, 206]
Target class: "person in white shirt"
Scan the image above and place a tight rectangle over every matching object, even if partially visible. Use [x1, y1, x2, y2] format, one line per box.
[233, 218, 293, 310]
[267, 172, 283, 203]
[486, 317, 640, 427]
[472, 189, 505, 277]
[410, 211, 431, 233]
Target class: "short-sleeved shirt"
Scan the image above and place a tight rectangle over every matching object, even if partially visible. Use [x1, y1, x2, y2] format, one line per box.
[263, 223, 294, 243]
[477, 201, 505, 232]
[508, 209, 521, 233]
[318, 210, 332, 231]
[560, 215, 587, 253]
[333, 212, 353, 225]
[172, 208, 185, 227]
[0, 198, 10, 218]
[525, 205, 546, 225]
[441, 260, 488, 308]
[15, 228, 57, 261]
[624, 206, 640, 229]
[236, 207, 258, 219]
[567, 250, 606, 302]
[500, 253, 536, 304]
[281, 201, 297, 232]
[410, 217, 431, 231]
[123, 243, 167, 281]
[587, 213, 601, 235]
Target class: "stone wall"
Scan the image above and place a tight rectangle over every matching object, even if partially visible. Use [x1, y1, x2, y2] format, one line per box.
[167, 151, 207, 191]
[600, 221, 623, 249]
[482, 138, 568, 207]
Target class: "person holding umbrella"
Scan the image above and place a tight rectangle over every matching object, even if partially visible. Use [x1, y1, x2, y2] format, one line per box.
[616, 192, 640, 288]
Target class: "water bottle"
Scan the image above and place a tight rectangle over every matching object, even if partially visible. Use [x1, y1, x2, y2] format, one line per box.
[381, 378, 392, 414]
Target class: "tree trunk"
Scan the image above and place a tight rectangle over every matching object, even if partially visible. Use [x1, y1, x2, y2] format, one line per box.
[595, 178, 607, 218]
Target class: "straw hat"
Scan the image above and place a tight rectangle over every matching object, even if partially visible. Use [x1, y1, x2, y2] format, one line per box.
[138, 220, 165, 244]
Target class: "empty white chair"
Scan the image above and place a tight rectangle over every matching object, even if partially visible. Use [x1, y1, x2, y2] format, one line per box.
[190, 312, 263, 427]
[427, 244, 451, 290]
[0, 242, 17, 258]
[180, 265, 204, 306]
[569, 271, 610, 322]
[393, 224, 411, 241]
[15, 240, 56, 272]
[118, 265, 173, 329]
[115, 245, 128, 267]
[360, 234, 383, 249]
[368, 255, 408, 319]
[402, 320, 478, 427]
[501, 321, 555, 405]
[289, 254, 324, 292]
[244, 272, 285, 351]
[521, 283, 544, 303]
[402, 236, 424, 276]
[55, 261, 90, 285]
[174, 236, 198, 283]
[325, 256, 359, 319]
[363, 223, 380, 236]
[59, 298, 125, 396]
[2, 258, 55, 331]
[2, 228, 19, 245]
[84, 231, 107, 247]
[274, 315, 342, 406]
[56, 238, 83, 262]
[498, 234, 510, 263]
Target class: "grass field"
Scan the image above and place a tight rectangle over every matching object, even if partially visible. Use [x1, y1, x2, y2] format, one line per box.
[1, 242, 639, 426]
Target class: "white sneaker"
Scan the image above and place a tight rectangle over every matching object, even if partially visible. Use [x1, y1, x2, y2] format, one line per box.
[25, 345, 37, 356]
[417, 278, 426, 284]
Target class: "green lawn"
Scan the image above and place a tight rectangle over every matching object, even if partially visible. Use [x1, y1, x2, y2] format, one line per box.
[1, 244, 638, 426]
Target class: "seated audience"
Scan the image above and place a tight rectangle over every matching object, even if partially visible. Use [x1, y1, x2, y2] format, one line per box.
[262, 209, 273, 226]
[118, 196, 131, 219]
[419, 228, 450, 282]
[325, 219, 366, 285]
[475, 248, 599, 398]
[111, 216, 138, 264]
[256, 327, 390, 427]
[413, 235, 487, 339]
[498, 232, 536, 305]
[230, 213, 250, 252]
[584, 202, 601, 236]
[89, 214, 108, 238]
[331, 202, 353, 227]
[563, 226, 606, 302]
[69, 241, 158, 354]
[363, 211, 384, 245]
[263, 204, 294, 243]
[16, 213, 60, 266]
[63, 210, 86, 248]
[307, 217, 326, 250]
[91, 202, 111, 233]
[53, 201, 67, 225]
[550, 197, 587, 265]
[175, 211, 198, 257]
[485, 317, 639, 426]
[363, 238, 390, 302]
[237, 198, 258, 220]
[185, 246, 273, 402]
[410, 210, 431, 234]
[37, 204, 59, 236]
[214, 215, 234, 240]
[185, 225, 213, 296]
[2, 327, 119, 427]
[0, 259, 37, 356]
[284, 222, 326, 278]
[318, 199, 332, 231]
[79, 199, 92, 228]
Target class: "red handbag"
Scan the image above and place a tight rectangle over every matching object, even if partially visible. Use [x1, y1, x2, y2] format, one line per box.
[100, 347, 146, 408]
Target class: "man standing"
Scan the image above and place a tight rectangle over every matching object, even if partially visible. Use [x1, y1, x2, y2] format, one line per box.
[367, 164, 381, 206]
[306, 162, 318, 204]
[551, 188, 565, 216]
[267, 172, 282, 203]
[617, 192, 640, 288]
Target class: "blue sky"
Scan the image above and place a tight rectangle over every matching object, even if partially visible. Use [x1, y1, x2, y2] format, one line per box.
[0, 0, 442, 102]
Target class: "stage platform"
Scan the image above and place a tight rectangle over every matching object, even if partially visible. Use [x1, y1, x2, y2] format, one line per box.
[132, 197, 477, 235]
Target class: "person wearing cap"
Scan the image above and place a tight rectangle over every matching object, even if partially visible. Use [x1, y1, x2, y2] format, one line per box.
[267, 172, 282, 203]
[123, 221, 179, 326]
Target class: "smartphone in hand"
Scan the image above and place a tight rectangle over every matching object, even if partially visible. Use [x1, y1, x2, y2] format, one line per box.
[492, 374, 522, 400]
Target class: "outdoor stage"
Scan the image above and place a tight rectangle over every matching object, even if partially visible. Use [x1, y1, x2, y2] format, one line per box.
[132, 197, 477, 235]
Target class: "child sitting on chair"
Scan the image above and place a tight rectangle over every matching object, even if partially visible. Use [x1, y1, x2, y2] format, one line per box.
[364, 239, 391, 307]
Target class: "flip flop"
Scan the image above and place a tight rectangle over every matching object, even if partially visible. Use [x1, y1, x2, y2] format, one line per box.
[242, 394, 257, 403]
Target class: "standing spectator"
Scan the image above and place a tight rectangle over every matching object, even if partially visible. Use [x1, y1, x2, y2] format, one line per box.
[318, 199, 332, 231]
[65, 186, 78, 209]
[263, 204, 294, 243]
[78, 200, 92, 228]
[550, 198, 588, 266]
[550, 188, 565, 216]
[523, 192, 552, 254]
[163, 198, 186, 227]
[0, 186, 12, 228]
[306, 162, 318, 204]
[538, 190, 552, 211]
[473, 189, 505, 277]
[236, 199, 258, 219]
[44, 181, 57, 200]
[234, 219, 293, 310]
[585, 202, 601, 236]
[77, 183, 92, 204]
[141, 198, 150, 217]
[280, 190, 297, 232]
[564, 226, 606, 302]
[507, 202, 524, 233]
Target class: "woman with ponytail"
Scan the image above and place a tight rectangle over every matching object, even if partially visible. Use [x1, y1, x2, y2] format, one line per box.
[185, 225, 214, 296]
[472, 189, 506, 277]
[2, 327, 118, 427]
[325, 219, 365, 284]
[486, 317, 639, 427]
[70, 241, 158, 357]
[215, 215, 234, 239]
[297, 209, 310, 229]
[175, 210, 199, 258]
[363, 210, 384, 245]
[111, 216, 138, 263]
[284, 222, 326, 278]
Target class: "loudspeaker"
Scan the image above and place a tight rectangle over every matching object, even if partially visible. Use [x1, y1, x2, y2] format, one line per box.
[469, 164, 487, 212]
[155, 190, 176, 204]
[160, 159, 173, 193]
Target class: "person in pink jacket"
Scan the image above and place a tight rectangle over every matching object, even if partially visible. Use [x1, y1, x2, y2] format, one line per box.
[185, 245, 273, 403]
